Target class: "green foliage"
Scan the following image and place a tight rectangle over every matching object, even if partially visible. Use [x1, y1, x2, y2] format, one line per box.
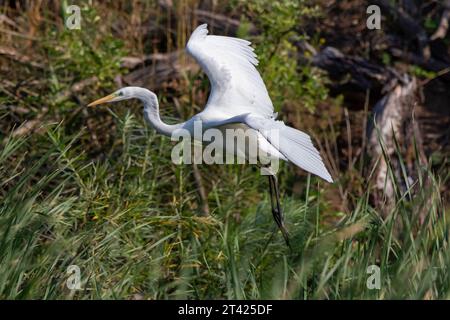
[1, 0, 448, 301]
[409, 65, 437, 79]
[424, 16, 439, 32]
[0, 126, 448, 299]
[45, 4, 125, 95]
[238, 0, 328, 112]
[382, 52, 392, 66]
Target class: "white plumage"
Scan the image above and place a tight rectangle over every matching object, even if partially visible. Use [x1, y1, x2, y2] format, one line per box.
[186, 24, 333, 183]
[88, 23, 334, 244]
[187, 24, 274, 120]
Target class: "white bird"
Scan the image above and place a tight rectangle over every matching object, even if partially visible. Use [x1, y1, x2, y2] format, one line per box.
[88, 24, 333, 245]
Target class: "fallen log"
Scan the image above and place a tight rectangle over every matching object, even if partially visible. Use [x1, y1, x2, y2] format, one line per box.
[312, 47, 397, 89]
[367, 75, 423, 210]
[121, 51, 199, 89]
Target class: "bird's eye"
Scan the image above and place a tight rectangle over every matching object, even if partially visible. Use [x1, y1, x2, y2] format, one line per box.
[118, 91, 123, 96]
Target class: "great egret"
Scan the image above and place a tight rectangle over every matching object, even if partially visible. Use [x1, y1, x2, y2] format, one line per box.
[88, 24, 333, 245]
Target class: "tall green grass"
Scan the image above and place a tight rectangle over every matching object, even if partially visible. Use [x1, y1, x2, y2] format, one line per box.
[0, 115, 448, 299]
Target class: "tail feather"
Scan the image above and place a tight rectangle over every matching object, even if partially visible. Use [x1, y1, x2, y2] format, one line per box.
[245, 115, 333, 183]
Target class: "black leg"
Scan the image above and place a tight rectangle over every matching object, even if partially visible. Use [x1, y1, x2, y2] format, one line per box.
[268, 174, 290, 248]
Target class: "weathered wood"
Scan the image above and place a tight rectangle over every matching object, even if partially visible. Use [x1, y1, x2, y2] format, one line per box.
[311, 46, 400, 92]
[368, 75, 421, 208]
[431, 0, 450, 40]
[121, 51, 199, 89]
[120, 4, 256, 88]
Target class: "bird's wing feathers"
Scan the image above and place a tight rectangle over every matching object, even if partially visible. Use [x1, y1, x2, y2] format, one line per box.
[244, 115, 334, 183]
[186, 25, 333, 183]
[186, 24, 274, 119]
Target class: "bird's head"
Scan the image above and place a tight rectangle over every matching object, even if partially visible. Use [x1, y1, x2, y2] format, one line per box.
[88, 88, 132, 107]
[88, 86, 157, 108]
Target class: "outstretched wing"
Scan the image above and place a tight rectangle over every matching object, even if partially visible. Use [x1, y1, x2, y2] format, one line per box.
[244, 114, 333, 183]
[186, 24, 274, 119]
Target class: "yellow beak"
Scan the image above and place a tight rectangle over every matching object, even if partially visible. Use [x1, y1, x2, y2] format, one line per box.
[87, 93, 117, 107]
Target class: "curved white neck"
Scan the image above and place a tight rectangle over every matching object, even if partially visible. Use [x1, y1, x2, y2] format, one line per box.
[137, 89, 184, 137]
